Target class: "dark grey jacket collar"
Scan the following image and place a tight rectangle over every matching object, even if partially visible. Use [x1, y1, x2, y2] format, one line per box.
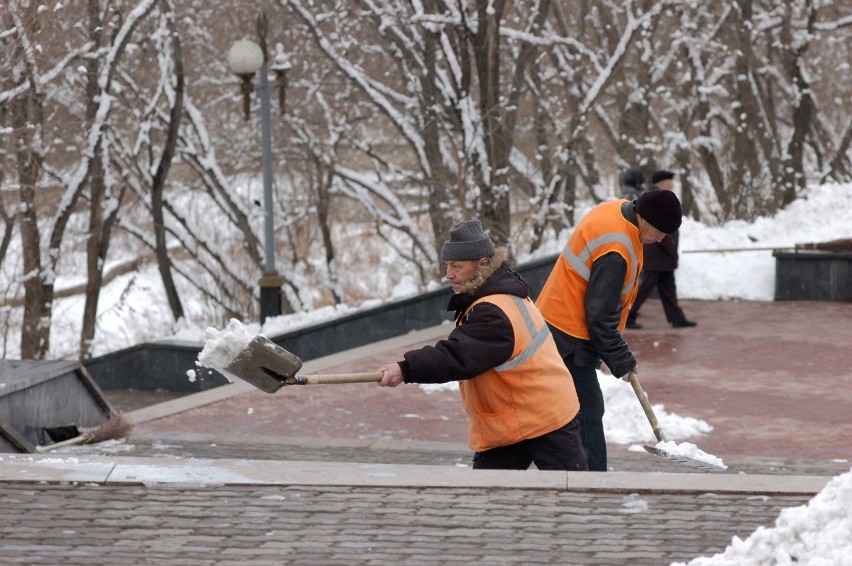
[622, 200, 638, 228]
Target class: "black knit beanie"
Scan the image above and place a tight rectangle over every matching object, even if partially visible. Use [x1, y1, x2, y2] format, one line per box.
[636, 189, 682, 235]
[622, 167, 646, 188]
[441, 219, 496, 260]
[651, 170, 675, 185]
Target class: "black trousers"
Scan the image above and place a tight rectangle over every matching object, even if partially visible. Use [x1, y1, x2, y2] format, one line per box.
[629, 270, 686, 324]
[472, 415, 588, 471]
[560, 353, 607, 471]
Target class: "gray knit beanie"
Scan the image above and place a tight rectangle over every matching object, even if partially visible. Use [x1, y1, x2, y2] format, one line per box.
[440, 219, 496, 261]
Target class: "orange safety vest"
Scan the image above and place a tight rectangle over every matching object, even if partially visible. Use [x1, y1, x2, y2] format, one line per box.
[459, 294, 580, 452]
[536, 199, 643, 339]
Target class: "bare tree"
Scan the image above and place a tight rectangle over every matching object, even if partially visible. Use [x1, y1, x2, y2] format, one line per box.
[2, 1, 160, 358]
[0, 172, 13, 267]
[647, 1, 852, 221]
[5, 4, 50, 358]
[148, 1, 186, 326]
[281, 0, 666, 259]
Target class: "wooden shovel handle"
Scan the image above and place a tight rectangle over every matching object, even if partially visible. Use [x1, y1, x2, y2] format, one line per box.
[295, 372, 383, 385]
[35, 434, 88, 453]
[627, 371, 667, 443]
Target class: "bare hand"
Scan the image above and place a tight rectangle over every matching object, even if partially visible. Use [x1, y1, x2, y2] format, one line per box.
[378, 363, 404, 387]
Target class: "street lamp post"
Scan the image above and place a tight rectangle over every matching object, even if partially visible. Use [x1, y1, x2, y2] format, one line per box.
[228, 37, 285, 324]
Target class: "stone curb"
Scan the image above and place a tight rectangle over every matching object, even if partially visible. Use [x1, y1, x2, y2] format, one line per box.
[0, 454, 830, 495]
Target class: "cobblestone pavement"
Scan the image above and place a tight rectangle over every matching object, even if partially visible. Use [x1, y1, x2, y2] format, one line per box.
[0, 480, 816, 566]
[2, 300, 851, 565]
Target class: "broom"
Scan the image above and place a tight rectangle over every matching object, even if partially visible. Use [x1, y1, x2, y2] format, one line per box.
[36, 412, 133, 453]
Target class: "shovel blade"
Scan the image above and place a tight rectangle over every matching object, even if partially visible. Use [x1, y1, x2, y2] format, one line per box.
[643, 445, 727, 473]
[224, 336, 303, 394]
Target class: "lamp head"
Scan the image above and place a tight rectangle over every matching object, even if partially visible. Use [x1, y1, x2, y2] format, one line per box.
[228, 39, 264, 76]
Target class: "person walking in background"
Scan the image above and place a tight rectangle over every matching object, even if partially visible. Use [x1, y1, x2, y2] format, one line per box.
[626, 170, 696, 330]
[620, 166, 647, 200]
[536, 190, 683, 471]
[377, 219, 588, 472]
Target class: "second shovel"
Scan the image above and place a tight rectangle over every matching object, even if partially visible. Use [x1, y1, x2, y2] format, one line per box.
[223, 335, 381, 394]
[627, 371, 726, 472]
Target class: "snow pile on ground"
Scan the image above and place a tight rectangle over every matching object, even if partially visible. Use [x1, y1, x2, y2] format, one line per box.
[599, 371, 713, 444]
[417, 369, 716, 445]
[674, 467, 852, 565]
[677, 182, 852, 301]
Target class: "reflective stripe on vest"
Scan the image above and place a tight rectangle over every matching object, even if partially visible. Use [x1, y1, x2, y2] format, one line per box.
[536, 199, 644, 340]
[461, 292, 580, 451]
[494, 295, 551, 371]
[561, 232, 640, 296]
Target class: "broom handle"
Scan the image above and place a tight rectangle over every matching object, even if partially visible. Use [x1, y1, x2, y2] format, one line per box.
[627, 371, 667, 443]
[35, 434, 89, 453]
[294, 372, 383, 385]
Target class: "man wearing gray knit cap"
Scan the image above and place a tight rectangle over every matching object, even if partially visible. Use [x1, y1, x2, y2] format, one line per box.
[440, 219, 496, 261]
[377, 219, 587, 472]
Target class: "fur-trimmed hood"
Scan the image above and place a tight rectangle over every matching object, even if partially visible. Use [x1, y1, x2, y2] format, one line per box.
[456, 247, 510, 295]
[447, 247, 531, 316]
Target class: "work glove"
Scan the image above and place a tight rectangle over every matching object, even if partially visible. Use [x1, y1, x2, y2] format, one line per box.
[618, 366, 638, 382]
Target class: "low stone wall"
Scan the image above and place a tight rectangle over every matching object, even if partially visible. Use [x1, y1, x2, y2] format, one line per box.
[774, 250, 852, 302]
[83, 254, 560, 392]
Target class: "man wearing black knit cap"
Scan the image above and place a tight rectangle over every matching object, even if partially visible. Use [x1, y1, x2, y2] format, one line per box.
[378, 219, 588, 472]
[627, 171, 697, 330]
[537, 190, 683, 471]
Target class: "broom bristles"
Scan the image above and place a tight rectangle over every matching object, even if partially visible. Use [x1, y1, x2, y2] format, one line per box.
[84, 411, 133, 444]
[35, 412, 133, 453]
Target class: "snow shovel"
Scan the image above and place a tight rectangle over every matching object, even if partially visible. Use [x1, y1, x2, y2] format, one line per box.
[224, 335, 382, 394]
[626, 371, 726, 472]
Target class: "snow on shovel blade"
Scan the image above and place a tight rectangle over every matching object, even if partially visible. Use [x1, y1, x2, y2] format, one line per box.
[627, 371, 727, 473]
[224, 335, 303, 394]
[642, 444, 727, 473]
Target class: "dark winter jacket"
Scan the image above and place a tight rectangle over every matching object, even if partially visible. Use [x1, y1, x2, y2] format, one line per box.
[399, 248, 525, 384]
[643, 230, 679, 272]
[620, 167, 646, 200]
[621, 186, 643, 200]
